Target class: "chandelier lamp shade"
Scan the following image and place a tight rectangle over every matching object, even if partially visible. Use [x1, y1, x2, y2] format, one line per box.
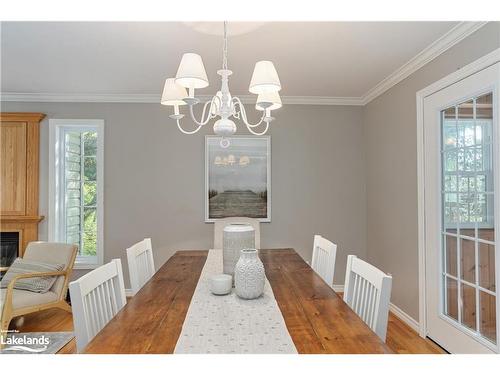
[249, 61, 281, 94]
[160, 22, 282, 147]
[161, 78, 188, 118]
[256, 91, 282, 119]
[175, 53, 209, 93]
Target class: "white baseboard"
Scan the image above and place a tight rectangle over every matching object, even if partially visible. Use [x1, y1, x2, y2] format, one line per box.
[332, 285, 344, 293]
[389, 303, 420, 333]
[125, 289, 134, 298]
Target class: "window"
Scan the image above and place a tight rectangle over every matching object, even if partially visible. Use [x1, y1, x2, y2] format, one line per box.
[49, 119, 104, 268]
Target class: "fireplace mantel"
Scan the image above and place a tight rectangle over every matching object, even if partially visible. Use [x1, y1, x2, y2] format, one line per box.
[0, 112, 45, 257]
[1, 216, 45, 223]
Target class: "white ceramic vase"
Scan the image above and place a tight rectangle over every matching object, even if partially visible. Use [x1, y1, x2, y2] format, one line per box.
[223, 224, 255, 278]
[234, 248, 265, 299]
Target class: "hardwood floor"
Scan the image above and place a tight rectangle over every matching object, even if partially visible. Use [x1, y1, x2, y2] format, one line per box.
[386, 313, 445, 354]
[11, 305, 445, 354]
[339, 292, 444, 354]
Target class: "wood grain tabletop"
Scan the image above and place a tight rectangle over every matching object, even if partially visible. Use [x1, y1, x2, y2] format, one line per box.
[84, 249, 391, 354]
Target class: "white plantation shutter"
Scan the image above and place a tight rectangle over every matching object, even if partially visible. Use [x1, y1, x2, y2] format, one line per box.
[64, 131, 82, 248]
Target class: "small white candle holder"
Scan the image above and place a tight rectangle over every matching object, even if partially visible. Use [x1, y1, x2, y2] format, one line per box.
[210, 274, 233, 295]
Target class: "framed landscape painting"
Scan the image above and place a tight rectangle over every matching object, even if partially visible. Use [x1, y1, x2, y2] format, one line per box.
[205, 136, 271, 222]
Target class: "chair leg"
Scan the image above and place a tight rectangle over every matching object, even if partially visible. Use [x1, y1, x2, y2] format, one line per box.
[1, 315, 12, 349]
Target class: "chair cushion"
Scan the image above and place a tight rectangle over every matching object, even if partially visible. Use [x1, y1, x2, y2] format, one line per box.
[23, 242, 76, 267]
[23, 242, 77, 295]
[0, 288, 59, 310]
[0, 258, 64, 293]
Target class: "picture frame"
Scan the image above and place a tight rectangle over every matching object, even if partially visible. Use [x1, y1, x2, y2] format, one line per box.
[205, 135, 271, 222]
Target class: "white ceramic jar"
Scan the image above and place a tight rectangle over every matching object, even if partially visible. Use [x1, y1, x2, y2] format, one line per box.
[234, 248, 265, 299]
[222, 224, 255, 278]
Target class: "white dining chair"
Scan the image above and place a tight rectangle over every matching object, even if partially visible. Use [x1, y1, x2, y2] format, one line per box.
[126, 238, 155, 295]
[311, 235, 337, 287]
[69, 259, 127, 352]
[343, 255, 392, 342]
[213, 217, 261, 249]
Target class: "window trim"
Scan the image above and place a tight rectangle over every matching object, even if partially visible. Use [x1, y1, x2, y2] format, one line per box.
[49, 119, 104, 269]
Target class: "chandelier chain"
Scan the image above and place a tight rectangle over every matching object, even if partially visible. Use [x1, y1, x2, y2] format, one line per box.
[223, 21, 228, 70]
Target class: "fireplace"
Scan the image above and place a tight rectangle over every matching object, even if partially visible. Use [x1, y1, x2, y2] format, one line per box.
[1, 113, 45, 269]
[0, 232, 19, 279]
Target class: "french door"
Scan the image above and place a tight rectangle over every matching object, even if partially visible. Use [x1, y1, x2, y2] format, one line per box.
[424, 62, 500, 353]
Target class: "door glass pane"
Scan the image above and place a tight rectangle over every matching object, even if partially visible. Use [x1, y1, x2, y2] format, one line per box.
[445, 276, 458, 321]
[480, 291, 497, 343]
[444, 150, 457, 172]
[445, 235, 457, 277]
[443, 106, 457, 149]
[443, 193, 458, 229]
[478, 192, 494, 241]
[477, 92, 493, 122]
[460, 238, 476, 284]
[441, 91, 497, 345]
[444, 175, 457, 192]
[461, 283, 477, 331]
[457, 99, 474, 147]
[479, 243, 496, 292]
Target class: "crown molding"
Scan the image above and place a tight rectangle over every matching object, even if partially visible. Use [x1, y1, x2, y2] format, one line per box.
[0, 22, 488, 107]
[282, 96, 364, 106]
[0, 92, 365, 106]
[0, 92, 161, 103]
[361, 21, 488, 105]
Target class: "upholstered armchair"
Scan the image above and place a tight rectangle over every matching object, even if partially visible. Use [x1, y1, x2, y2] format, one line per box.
[1, 242, 77, 341]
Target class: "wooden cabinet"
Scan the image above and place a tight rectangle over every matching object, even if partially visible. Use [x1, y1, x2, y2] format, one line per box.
[1, 121, 28, 215]
[0, 112, 45, 256]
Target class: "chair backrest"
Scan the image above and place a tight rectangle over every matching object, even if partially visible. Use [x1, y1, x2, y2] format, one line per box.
[343, 255, 392, 342]
[126, 238, 155, 295]
[23, 241, 78, 297]
[214, 217, 261, 249]
[69, 259, 126, 352]
[311, 235, 337, 287]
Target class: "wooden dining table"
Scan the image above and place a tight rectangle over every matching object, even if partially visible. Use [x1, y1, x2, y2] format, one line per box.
[84, 249, 392, 354]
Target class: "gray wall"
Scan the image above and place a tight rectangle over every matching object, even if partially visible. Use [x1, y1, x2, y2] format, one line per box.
[362, 22, 500, 320]
[0, 101, 366, 286]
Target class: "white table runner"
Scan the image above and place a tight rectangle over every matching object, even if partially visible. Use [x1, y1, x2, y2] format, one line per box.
[174, 249, 298, 354]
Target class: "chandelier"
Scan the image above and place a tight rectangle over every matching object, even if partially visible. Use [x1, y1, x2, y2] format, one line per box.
[160, 22, 282, 148]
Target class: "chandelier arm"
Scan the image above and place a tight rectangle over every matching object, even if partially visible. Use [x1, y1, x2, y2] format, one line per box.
[188, 98, 217, 126]
[212, 95, 222, 115]
[232, 97, 266, 128]
[245, 121, 270, 136]
[176, 119, 203, 135]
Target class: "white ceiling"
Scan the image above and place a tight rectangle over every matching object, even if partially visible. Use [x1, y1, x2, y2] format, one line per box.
[1, 21, 463, 101]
